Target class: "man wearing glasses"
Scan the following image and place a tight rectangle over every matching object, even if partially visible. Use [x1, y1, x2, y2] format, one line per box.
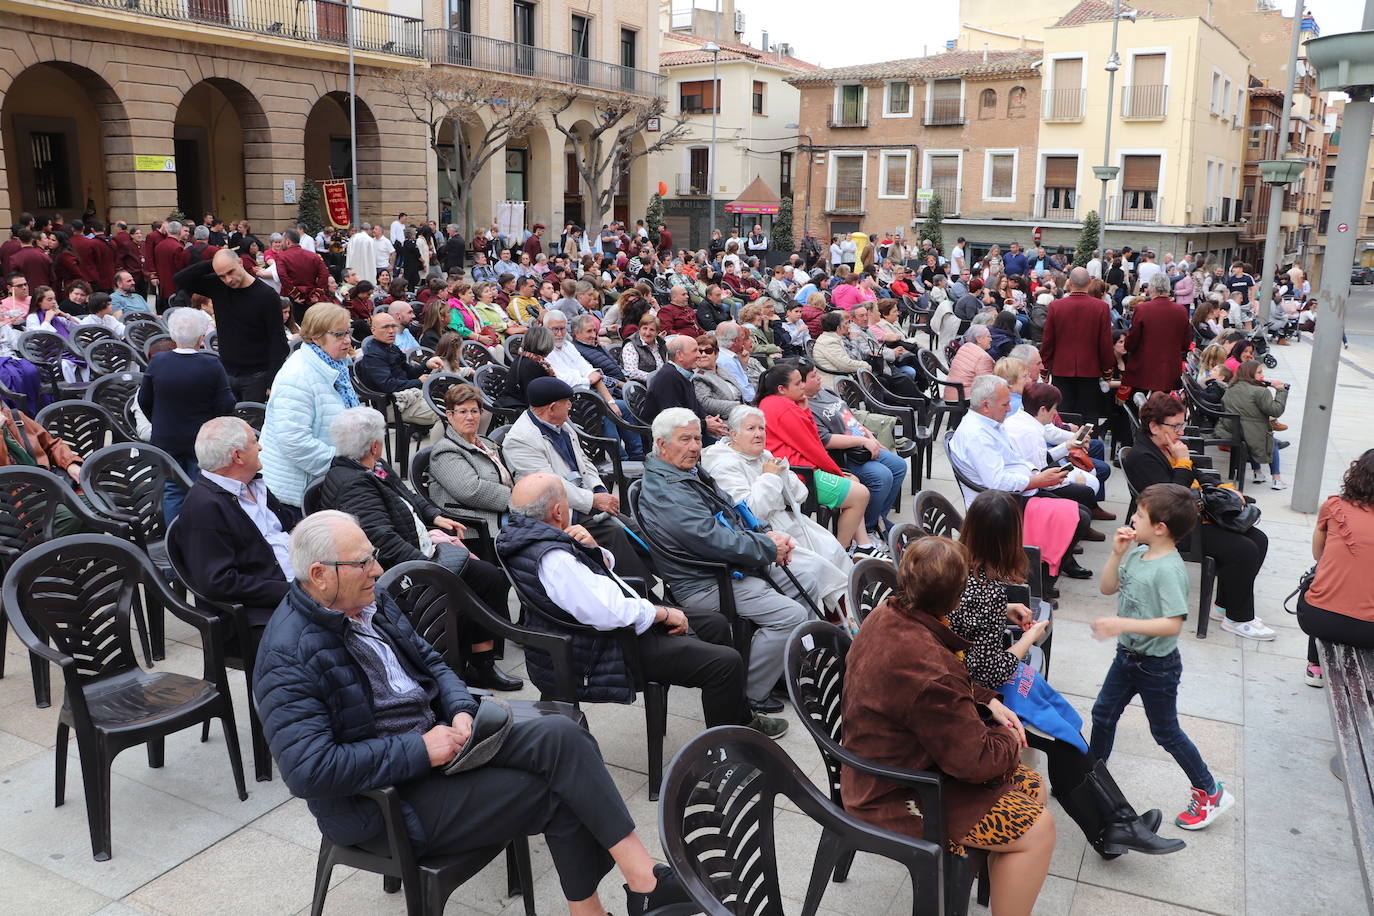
[175, 250, 289, 402]
[1, 272, 46, 411]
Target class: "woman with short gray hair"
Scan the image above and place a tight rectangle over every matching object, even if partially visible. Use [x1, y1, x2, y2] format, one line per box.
[315, 406, 523, 690]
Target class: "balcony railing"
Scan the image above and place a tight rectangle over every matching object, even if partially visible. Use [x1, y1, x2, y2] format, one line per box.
[425, 29, 664, 96]
[1042, 88, 1086, 122]
[825, 182, 866, 214]
[923, 98, 964, 127]
[1114, 192, 1161, 224]
[676, 173, 708, 197]
[917, 181, 960, 216]
[1121, 84, 1168, 119]
[826, 104, 867, 128]
[66, 0, 422, 56]
[1035, 189, 1077, 220]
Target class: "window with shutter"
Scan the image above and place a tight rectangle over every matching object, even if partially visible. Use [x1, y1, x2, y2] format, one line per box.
[927, 79, 963, 125]
[1125, 54, 1167, 117]
[1120, 155, 1160, 218]
[928, 155, 960, 213]
[886, 81, 911, 115]
[1048, 58, 1083, 119]
[987, 153, 1015, 199]
[881, 151, 909, 198]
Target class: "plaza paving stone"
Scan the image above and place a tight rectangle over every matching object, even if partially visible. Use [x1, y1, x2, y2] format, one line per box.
[0, 332, 1369, 915]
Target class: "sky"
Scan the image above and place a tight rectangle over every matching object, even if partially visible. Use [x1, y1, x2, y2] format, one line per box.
[724, 0, 1370, 69]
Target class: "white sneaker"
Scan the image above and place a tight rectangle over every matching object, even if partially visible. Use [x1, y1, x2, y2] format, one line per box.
[1210, 607, 1225, 621]
[1270, 478, 1289, 491]
[1252, 468, 1268, 484]
[1220, 618, 1276, 641]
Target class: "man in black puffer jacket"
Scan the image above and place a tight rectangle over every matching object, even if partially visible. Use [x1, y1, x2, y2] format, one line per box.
[497, 473, 784, 736]
[253, 511, 689, 916]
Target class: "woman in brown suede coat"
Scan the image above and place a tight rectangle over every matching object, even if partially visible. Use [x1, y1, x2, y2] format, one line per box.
[842, 536, 1055, 916]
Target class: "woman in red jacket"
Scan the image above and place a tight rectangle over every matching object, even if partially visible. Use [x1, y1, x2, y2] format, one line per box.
[757, 359, 878, 554]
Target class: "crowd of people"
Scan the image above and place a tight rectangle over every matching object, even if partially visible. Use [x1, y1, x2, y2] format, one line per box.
[3, 203, 1354, 916]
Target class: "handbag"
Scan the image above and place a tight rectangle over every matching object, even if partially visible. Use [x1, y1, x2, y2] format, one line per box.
[1197, 484, 1260, 533]
[1284, 564, 1317, 615]
[1066, 442, 1096, 473]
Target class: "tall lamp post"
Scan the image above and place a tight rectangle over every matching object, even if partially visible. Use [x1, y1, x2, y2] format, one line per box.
[784, 123, 813, 245]
[1292, 14, 1374, 512]
[346, 0, 358, 227]
[1095, 0, 1137, 256]
[1255, 0, 1308, 324]
[704, 42, 721, 240]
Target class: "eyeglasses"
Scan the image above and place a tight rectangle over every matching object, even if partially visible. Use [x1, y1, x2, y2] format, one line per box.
[320, 548, 380, 570]
[324, 328, 351, 339]
[700, 347, 717, 354]
[1160, 421, 1187, 431]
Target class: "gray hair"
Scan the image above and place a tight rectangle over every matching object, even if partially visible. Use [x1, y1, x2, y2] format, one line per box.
[361, 222, 372, 231]
[329, 406, 387, 460]
[193, 225, 210, 241]
[964, 324, 991, 343]
[650, 407, 700, 455]
[540, 310, 568, 327]
[194, 416, 254, 471]
[572, 313, 599, 334]
[664, 335, 694, 360]
[727, 404, 764, 431]
[715, 321, 742, 348]
[1009, 343, 1040, 365]
[969, 374, 1008, 410]
[288, 510, 360, 581]
[164, 220, 183, 236]
[167, 306, 212, 347]
[447, 224, 459, 233]
[521, 322, 555, 357]
[509, 475, 566, 521]
[1147, 272, 1174, 298]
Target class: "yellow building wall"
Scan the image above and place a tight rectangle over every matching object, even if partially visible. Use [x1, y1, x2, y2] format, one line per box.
[173, 82, 248, 223]
[1, 63, 109, 219]
[958, 0, 1071, 49]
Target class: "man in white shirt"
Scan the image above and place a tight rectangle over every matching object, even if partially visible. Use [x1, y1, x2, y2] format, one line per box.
[389, 213, 408, 245]
[951, 237, 967, 274]
[1136, 251, 1162, 287]
[713, 321, 757, 401]
[501, 472, 784, 734]
[1086, 250, 1103, 280]
[296, 224, 317, 253]
[371, 224, 394, 276]
[345, 223, 375, 284]
[492, 248, 520, 279]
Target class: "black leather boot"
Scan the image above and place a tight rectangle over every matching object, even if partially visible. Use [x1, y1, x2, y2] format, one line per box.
[463, 650, 524, 692]
[1058, 762, 1185, 858]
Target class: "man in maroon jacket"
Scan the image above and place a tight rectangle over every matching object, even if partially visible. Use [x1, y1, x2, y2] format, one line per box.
[275, 228, 330, 319]
[85, 221, 117, 291]
[8, 229, 55, 292]
[523, 223, 545, 260]
[153, 221, 190, 305]
[1040, 266, 1114, 420]
[1122, 272, 1192, 395]
[143, 219, 166, 292]
[0, 225, 23, 276]
[111, 221, 144, 290]
[656, 223, 673, 254]
[69, 220, 104, 290]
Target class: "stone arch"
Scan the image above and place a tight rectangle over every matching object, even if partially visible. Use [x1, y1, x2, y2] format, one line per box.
[303, 90, 381, 226]
[173, 77, 271, 224]
[0, 61, 133, 225]
[435, 107, 495, 227]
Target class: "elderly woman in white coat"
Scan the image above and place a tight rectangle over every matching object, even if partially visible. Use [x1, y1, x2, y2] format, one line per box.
[701, 404, 854, 627]
[259, 302, 359, 507]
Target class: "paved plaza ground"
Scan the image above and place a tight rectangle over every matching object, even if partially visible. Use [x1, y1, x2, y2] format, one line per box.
[2, 313, 1373, 915]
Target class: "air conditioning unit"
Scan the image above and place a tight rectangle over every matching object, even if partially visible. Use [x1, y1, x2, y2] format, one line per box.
[776, 42, 793, 57]
[733, 9, 746, 34]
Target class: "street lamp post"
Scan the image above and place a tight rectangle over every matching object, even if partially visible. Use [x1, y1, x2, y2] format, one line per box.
[1255, 0, 1308, 325]
[705, 41, 721, 240]
[346, 0, 358, 228]
[1096, 0, 1136, 255]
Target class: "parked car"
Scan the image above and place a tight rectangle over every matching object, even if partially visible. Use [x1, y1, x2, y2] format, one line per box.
[1352, 265, 1374, 285]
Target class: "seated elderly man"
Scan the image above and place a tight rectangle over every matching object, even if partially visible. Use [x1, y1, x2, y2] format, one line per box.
[169, 417, 297, 632]
[318, 406, 522, 690]
[643, 334, 729, 439]
[497, 472, 786, 737]
[541, 310, 642, 460]
[638, 407, 815, 715]
[712, 321, 758, 403]
[571, 313, 626, 387]
[948, 374, 1097, 581]
[253, 511, 687, 916]
[355, 310, 441, 428]
[502, 377, 651, 582]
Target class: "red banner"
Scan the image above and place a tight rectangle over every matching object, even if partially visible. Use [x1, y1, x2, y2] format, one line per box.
[321, 180, 351, 229]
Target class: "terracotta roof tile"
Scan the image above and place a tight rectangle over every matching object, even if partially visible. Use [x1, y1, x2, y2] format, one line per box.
[785, 49, 1042, 85]
[1051, 0, 1175, 27]
[661, 31, 820, 71]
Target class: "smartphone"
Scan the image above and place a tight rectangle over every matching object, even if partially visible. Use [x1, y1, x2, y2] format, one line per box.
[1078, 423, 1094, 438]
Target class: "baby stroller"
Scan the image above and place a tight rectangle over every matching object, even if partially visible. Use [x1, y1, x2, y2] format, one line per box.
[1248, 326, 1279, 368]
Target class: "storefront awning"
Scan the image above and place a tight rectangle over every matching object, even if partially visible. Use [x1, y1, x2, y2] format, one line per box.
[724, 176, 781, 215]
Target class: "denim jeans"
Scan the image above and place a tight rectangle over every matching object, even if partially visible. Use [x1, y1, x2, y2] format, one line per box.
[1249, 450, 1281, 474]
[1089, 646, 1215, 792]
[162, 454, 200, 527]
[851, 448, 908, 530]
[607, 398, 644, 460]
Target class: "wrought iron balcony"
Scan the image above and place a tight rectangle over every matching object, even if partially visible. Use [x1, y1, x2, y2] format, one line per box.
[676, 173, 709, 197]
[826, 104, 867, 128]
[1042, 88, 1086, 122]
[825, 182, 867, 214]
[923, 98, 965, 127]
[66, 0, 423, 56]
[916, 181, 960, 216]
[425, 29, 664, 96]
[1114, 192, 1162, 224]
[1121, 84, 1168, 119]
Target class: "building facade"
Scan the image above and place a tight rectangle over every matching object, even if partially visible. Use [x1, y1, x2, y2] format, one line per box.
[1311, 100, 1374, 291]
[786, 50, 1043, 253]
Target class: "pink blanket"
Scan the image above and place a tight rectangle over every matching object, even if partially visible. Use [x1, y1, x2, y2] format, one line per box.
[1021, 496, 1082, 576]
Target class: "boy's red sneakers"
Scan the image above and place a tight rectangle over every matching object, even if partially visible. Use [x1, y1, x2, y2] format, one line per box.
[1175, 782, 1235, 830]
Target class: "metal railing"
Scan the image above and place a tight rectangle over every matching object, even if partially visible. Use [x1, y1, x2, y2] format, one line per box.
[676, 173, 708, 197]
[916, 181, 960, 216]
[1121, 84, 1168, 119]
[825, 182, 866, 214]
[1115, 192, 1161, 223]
[826, 104, 867, 128]
[1042, 88, 1086, 121]
[1035, 189, 1076, 220]
[65, 0, 422, 56]
[923, 98, 964, 126]
[425, 29, 664, 96]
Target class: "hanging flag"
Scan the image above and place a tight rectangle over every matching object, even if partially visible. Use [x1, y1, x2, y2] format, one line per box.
[321, 180, 351, 229]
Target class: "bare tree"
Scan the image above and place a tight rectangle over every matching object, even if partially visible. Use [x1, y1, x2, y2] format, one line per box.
[382, 69, 541, 229]
[548, 93, 689, 231]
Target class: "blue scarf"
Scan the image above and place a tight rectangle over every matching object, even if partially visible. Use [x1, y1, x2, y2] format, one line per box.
[307, 342, 360, 408]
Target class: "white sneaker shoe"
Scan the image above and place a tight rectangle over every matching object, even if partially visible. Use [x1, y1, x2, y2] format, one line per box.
[1210, 607, 1225, 621]
[1252, 468, 1268, 484]
[1271, 478, 1289, 490]
[1220, 618, 1277, 641]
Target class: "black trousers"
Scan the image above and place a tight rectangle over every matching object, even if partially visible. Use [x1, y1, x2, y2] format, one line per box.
[228, 369, 273, 404]
[1040, 481, 1100, 512]
[638, 604, 750, 728]
[1199, 524, 1268, 623]
[584, 514, 652, 585]
[1297, 594, 1374, 665]
[454, 552, 513, 647]
[1027, 731, 1095, 795]
[397, 715, 635, 901]
[1054, 376, 1106, 422]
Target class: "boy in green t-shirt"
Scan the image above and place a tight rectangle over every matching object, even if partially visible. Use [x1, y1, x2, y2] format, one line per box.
[1089, 483, 1236, 830]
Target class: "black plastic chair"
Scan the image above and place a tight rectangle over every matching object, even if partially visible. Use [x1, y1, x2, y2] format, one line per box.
[1180, 377, 1248, 490]
[461, 339, 495, 369]
[2, 535, 247, 861]
[836, 375, 923, 501]
[858, 368, 943, 483]
[569, 390, 643, 504]
[916, 349, 967, 426]
[0, 467, 131, 708]
[123, 317, 169, 354]
[407, 446, 495, 562]
[349, 366, 418, 469]
[84, 338, 145, 376]
[85, 371, 142, 438]
[1118, 446, 1218, 638]
[847, 557, 899, 626]
[622, 379, 651, 424]
[658, 724, 944, 916]
[17, 329, 87, 400]
[140, 333, 173, 358]
[504, 333, 524, 362]
[34, 400, 127, 459]
[473, 364, 515, 426]
[912, 490, 964, 539]
[232, 401, 267, 433]
[79, 442, 195, 660]
[72, 324, 116, 350]
[783, 621, 986, 916]
[887, 522, 923, 563]
[422, 372, 467, 419]
[301, 479, 326, 515]
[942, 431, 987, 505]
